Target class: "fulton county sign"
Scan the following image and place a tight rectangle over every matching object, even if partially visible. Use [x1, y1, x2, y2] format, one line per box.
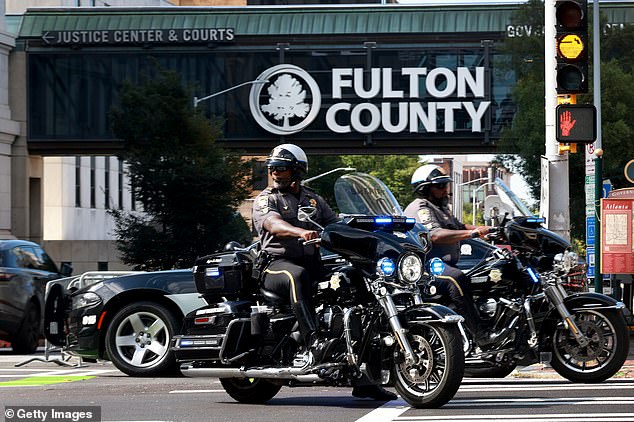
[249, 65, 491, 137]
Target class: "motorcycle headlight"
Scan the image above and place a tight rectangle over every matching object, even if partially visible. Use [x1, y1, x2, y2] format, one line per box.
[398, 253, 423, 284]
[553, 251, 579, 274]
[376, 257, 396, 277]
[72, 292, 102, 309]
[428, 257, 445, 276]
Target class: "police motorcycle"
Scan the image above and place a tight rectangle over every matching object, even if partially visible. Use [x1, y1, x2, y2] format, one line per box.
[430, 212, 630, 382]
[172, 173, 465, 408]
[418, 176, 630, 381]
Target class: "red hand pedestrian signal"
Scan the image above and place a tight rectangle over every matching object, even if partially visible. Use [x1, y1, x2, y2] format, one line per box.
[555, 104, 596, 143]
[559, 110, 576, 136]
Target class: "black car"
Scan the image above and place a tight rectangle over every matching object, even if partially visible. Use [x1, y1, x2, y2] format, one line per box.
[0, 239, 72, 353]
[45, 269, 207, 376]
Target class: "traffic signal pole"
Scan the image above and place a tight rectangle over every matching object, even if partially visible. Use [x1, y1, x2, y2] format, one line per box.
[542, 0, 571, 241]
[592, 0, 603, 292]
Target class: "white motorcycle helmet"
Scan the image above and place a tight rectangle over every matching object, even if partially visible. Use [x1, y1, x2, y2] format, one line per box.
[265, 144, 308, 176]
[411, 164, 453, 196]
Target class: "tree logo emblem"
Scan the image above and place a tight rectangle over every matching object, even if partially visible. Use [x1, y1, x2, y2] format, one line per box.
[249, 64, 321, 135]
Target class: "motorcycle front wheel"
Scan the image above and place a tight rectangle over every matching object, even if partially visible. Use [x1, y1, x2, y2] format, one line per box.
[550, 309, 630, 383]
[393, 322, 464, 408]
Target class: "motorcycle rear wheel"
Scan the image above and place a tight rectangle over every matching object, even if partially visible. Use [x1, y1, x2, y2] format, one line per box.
[220, 378, 282, 404]
[393, 323, 464, 408]
[550, 309, 630, 383]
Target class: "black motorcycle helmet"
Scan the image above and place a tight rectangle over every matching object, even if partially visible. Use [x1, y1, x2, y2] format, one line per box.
[411, 164, 453, 197]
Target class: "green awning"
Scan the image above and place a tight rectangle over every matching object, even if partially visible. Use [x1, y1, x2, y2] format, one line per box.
[16, 5, 517, 37]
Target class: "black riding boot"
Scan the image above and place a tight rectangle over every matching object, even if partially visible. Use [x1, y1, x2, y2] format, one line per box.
[292, 301, 331, 364]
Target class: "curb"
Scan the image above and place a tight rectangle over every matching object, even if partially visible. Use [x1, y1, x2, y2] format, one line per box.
[513, 360, 634, 379]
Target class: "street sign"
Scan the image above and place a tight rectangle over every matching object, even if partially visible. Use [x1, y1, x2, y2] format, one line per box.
[586, 216, 595, 245]
[555, 104, 597, 142]
[587, 246, 595, 278]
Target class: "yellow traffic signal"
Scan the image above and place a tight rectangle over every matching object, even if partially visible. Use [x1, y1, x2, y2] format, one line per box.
[555, 1, 588, 94]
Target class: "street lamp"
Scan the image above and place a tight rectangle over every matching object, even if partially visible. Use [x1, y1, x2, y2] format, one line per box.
[193, 79, 269, 108]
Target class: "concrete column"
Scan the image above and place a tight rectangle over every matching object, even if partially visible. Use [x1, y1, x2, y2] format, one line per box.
[0, 1, 20, 239]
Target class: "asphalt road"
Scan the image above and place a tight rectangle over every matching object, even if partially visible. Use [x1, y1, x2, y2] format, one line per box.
[1, 351, 634, 422]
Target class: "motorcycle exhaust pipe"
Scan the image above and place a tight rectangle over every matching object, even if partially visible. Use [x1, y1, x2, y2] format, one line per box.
[180, 364, 322, 382]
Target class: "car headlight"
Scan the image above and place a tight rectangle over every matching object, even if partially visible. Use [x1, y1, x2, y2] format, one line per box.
[72, 292, 102, 309]
[399, 253, 423, 284]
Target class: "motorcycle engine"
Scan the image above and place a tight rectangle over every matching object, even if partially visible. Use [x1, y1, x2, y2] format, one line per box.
[319, 306, 345, 338]
[477, 298, 498, 319]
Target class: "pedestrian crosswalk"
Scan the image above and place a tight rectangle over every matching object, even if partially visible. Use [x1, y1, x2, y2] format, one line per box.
[0, 367, 119, 387]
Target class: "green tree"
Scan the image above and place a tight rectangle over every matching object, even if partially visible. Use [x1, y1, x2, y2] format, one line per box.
[109, 68, 252, 270]
[306, 155, 421, 211]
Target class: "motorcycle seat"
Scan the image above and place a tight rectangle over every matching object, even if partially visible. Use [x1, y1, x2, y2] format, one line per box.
[260, 288, 288, 306]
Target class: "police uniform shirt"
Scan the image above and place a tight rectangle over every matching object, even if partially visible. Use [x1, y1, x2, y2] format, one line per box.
[252, 186, 339, 258]
[404, 197, 466, 265]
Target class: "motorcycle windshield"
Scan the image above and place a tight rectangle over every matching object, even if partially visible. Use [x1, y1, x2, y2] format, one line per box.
[334, 173, 404, 216]
[493, 178, 533, 217]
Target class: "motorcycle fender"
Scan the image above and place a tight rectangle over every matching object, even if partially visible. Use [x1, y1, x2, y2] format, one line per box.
[399, 304, 463, 325]
[563, 292, 625, 312]
[540, 292, 626, 349]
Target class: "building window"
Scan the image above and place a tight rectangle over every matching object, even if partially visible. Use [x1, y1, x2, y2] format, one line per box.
[75, 156, 81, 208]
[105, 157, 110, 209]
[97, 261, 108, 271]
[90, 156, 96, 208]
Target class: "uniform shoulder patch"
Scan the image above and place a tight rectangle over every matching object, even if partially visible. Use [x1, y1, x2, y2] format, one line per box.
[309, 198, 317, 208]
[256, 194, 270, 213]
[417, 208, 432, 223]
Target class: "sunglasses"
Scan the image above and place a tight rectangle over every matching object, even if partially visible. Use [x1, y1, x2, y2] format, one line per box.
[269, 166, 290, 173]
[431, 182, 449, 189]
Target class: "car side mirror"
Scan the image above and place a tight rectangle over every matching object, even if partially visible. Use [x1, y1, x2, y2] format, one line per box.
[60, 262, 73, 277]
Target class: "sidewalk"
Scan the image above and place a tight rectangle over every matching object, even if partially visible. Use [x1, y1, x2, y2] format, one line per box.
[513, 331, 634, 379]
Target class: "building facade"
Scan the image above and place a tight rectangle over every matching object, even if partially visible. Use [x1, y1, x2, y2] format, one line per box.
[4, 2, 634, 273]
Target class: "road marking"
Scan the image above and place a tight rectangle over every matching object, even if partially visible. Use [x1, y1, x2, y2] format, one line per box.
[458, 383, 634, 392]
[0, 375, 95, 387]
[169, 389, 227, 394]
[394, 414, 634, 422]
[444, 397, 634, 407]
[355, 399, 410, 422]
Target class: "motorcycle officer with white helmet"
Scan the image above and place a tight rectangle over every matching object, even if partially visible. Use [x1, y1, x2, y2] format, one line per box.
[404, 164, 493, 340]
[252, 143, 397, 401]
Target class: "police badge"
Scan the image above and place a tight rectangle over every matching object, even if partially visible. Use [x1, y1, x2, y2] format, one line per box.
[489, 269, 502, 283]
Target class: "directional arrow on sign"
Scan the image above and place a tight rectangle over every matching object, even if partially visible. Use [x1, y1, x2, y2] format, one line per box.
[41, 32, 55, 45]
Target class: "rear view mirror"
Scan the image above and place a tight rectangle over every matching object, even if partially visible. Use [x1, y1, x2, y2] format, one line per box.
[298, 206, 317, 222]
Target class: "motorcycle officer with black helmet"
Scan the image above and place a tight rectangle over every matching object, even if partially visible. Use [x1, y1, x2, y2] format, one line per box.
[252, 144, 397, 401]
[404, 164, 493, 340]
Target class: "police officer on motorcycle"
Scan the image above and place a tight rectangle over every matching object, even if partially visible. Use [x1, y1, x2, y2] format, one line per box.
[404, 164, 492, 339]
[252, 144, 397, 401]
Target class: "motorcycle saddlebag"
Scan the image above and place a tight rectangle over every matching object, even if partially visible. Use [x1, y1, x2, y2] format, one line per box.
[193, 251, 253, 296]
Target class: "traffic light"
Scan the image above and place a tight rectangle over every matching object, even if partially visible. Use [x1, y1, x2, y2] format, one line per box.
[555, 0, 589, 94]
[555, 104, 596, 143]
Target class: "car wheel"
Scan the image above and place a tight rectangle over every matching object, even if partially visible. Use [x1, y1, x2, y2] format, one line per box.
[105, 301, 180, 377]
[11, 301, 41, 354]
